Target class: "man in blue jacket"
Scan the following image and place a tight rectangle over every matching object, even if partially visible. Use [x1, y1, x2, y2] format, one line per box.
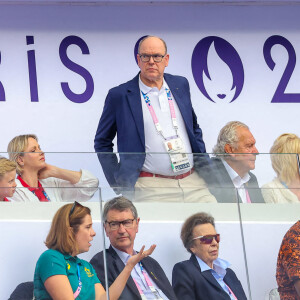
[94, 36, 215, 202]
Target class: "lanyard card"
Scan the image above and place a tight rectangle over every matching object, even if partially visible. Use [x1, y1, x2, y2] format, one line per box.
[164, 137, 191, 173]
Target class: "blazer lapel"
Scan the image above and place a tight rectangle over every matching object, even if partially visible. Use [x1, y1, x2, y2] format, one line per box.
[212, 158, 241, 203]
[214, 158, 235, 188]
[224, 273, 243, 300]
[190, 255, 225, 293]
[125, 274, 142, 299]
[126, 74, 145, 148]
[247, 174, 264, 203]
[142, 257, 171, 299]
[109, 246, 141, 299]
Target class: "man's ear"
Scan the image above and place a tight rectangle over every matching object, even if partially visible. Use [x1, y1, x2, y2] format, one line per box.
[137, 54, 142, 68]
[136, 217, 140, 233]
[224, 144, 234, 154]
[103, 223, 109, 237]
[164, 54, 169, 67]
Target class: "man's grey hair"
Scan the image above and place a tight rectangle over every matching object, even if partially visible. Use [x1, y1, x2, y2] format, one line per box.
[138, 35, 167, 55]
[212, 121, 249, 156]
[102, 196, 138, 222]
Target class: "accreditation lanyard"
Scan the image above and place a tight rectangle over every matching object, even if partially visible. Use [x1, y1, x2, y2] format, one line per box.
[224, 282, 238, 300]
[141, 88, 178, 139]
[133, 262, 163, 300]
[73, 264, 82, 299]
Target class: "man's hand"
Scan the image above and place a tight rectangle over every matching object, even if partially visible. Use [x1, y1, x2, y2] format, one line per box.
[127, 245, 156, 269]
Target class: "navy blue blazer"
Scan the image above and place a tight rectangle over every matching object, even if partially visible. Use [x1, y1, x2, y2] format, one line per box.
[94, 73, 207, 190]
[172, 254, 247, 300]
[207, 157, 265, 203]
[90, 246, 177, 300]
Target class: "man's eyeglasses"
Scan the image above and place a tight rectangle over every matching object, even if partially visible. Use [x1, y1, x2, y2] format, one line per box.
[139, 54, 166, 63]
[105, 219, 135, 231]
[192, 234, 220, 244]
[69, 201, 83, 217]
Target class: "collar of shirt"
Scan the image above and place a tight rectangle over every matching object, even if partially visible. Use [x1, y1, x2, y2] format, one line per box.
[196, 256, 230, 277]
[63, 253, 82, 265]
[139, 75, 169, 96]
[222, 160, 250, 188]
[112, 246, 169, 300]
[112, 245, 134, 264]
[196, 256, 237, 300]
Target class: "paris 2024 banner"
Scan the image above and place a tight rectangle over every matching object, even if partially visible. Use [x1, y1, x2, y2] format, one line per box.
[0, 3, 298, 185]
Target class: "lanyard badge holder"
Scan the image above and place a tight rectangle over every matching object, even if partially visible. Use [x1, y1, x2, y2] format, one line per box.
[164, 136, 191, 172]
[142, 89, 191, 173]
[133, 263, 163, 300]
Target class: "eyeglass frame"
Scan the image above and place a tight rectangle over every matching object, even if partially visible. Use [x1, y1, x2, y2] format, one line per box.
[192, 234, 220, 244]
[138, 53, 166, 63]
[105, 218, 136, 231]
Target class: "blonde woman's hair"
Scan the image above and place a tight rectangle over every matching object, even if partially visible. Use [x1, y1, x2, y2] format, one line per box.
[7, 134, 38, 175]
[0, 157, 16, 180]
[270, 133, 300, 184]
[45, 202, 91, 255]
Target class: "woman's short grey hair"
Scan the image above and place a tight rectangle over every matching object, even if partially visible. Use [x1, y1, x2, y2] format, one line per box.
[213, 121, 249, 156]
[102, 196, 138, 222]
[181, 212, 215, 254]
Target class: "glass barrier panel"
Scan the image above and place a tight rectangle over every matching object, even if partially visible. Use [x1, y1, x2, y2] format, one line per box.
[3, 152, 300, 300]
[96, 152, 251, 300]
[233, 153, 300, 300]
[99, 187, 249, 300]
[0, 151, 102, 299]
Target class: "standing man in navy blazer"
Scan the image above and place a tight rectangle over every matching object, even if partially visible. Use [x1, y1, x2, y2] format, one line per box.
[94, 36, 215, 202]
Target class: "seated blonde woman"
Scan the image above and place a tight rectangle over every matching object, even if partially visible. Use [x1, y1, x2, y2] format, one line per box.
[0, 157, 17, 201]
[262, 133, 300, 203]
[7, 134, 99, 202]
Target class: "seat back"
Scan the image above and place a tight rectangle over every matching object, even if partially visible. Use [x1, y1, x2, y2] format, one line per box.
[9, 281, 34, 300]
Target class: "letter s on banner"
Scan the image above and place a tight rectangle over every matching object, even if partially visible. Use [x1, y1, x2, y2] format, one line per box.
[59, 35, 94, 103]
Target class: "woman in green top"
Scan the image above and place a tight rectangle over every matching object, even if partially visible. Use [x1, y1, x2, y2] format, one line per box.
[34, 201, 155, 300]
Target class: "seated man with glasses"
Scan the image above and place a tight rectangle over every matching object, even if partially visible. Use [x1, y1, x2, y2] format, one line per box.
[94, 35, 215, 203]
[90, 196, 177, 300]
[172, 212, 247, 300]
